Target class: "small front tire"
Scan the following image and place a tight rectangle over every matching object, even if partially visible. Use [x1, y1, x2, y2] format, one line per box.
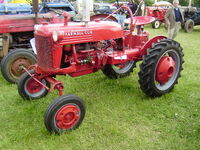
[44, 95, 86, 134]
[18, 70, 50, 100]
[152, 19, 161, 29]
[184, 19, 194, 33]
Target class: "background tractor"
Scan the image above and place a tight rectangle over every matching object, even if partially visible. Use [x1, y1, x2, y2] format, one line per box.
[17, 1, 184, 134]
[0, 12, 65, 83]
[0, 0, 76, 83]
[182, 7, 200, 32]
[146, 1, 172, 29]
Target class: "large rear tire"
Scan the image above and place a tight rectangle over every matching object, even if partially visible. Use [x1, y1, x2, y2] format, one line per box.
[138, 39, 184, 97]
[44, 94, 86, 134]
[18, 69, 50, 100]
[102, 61, 136, 79]
[1, 49, 37, 83]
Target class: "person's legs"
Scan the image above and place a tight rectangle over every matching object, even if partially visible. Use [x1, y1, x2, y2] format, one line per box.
[172, 22, 181, 39]
[168, 27, 175, 39]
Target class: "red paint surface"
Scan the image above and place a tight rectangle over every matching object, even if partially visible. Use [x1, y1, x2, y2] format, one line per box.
[156, 56, 176, 84]
[0, 13, 64, 33]
[56, 105, 80, 129]
[146, 7, 168, 23]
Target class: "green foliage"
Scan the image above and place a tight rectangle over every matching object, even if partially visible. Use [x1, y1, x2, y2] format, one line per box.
[0, 25, 200, 150]
[194, 0, 200, 7]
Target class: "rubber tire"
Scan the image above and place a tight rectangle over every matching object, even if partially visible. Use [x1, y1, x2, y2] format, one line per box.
[18, 69, 50, 100]
[1, 49, 37, 83]
[184, 19, 194, 33]
[44, 94, 86, 134]
[138, 39, 184, 97]
[102, 61, 136, 79]
[152, 20, 161, 29]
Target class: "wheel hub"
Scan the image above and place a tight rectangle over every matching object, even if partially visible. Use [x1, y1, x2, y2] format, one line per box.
[56, 105, 80, 129]
[11, 58, 31, 77]
[26, 78, 44, 94]
[155, 21, 160, 28]
[156, 56, 175, 84]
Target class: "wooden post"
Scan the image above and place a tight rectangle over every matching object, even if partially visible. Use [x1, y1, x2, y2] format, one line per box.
[189, 0, 192, 7]
[0, 33, 10, 58]
[82, 0, 90, 26]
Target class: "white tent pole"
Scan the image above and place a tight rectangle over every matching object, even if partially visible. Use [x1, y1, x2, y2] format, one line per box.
[189, 0, 192, 7]
[82, 0, 90, 26]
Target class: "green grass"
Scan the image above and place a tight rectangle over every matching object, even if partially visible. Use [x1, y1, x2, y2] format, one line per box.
[0, 25, 200, 150]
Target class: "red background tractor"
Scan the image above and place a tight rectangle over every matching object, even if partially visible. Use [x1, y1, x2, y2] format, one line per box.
[146, 1, 172, 29]
[0, 0, 68, 84]
[146, 6, 168, 29]
[17, 5, 184, 134]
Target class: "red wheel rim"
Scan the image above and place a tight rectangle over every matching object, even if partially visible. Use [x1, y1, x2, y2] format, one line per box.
[56, 105, 80, 129]
[156, 56, 175, 84]
[26, 78, 44, 94]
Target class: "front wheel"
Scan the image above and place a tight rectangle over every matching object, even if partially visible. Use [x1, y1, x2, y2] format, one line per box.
[152, 19, 161, 29]
[184, 19, 194, 33]
[102, 61, 136, 79]
[18, 70, 50, 100]
[44, 95, 86, 134]
[138, 39, 184, 97]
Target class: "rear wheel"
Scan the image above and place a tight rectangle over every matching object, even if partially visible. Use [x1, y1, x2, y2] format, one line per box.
[102, 61, 136, 79]
[18, 70, 50, 100]
[1, 49, 37, 83]
[138, 39, 184, 97]
[184, 19, 194, 33]
[152, 20, 161, 29]
[44, 94, 86, 134]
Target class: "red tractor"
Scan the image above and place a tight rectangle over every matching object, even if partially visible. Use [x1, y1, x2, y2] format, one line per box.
[146, 1, 172, 29]
[146, 6, 168, 29]
[18, 6, 184, 134]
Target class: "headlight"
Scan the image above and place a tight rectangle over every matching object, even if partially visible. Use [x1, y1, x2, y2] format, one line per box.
[52, 31, 58, 42]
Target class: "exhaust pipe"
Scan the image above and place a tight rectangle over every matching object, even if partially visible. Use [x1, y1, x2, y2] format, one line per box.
[32, 0, 39, 24]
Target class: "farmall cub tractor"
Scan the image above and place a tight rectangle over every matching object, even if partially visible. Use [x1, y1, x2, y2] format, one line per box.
[17, 4, 184, 134]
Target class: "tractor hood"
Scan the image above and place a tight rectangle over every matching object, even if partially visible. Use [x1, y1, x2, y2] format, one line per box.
[0, 12, 64, 33]
[34, 21, 123, 44]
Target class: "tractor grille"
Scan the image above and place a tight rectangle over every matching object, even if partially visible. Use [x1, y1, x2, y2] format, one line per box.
[35, 35, 53, 68]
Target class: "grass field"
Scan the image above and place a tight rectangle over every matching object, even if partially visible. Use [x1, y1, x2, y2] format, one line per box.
[0, 25, 200, 150]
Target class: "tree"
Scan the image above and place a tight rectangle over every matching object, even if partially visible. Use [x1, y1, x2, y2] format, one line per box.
[194, 0, 200, 7]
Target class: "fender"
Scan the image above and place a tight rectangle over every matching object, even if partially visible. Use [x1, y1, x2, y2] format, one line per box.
[140, 36, 167, 56]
